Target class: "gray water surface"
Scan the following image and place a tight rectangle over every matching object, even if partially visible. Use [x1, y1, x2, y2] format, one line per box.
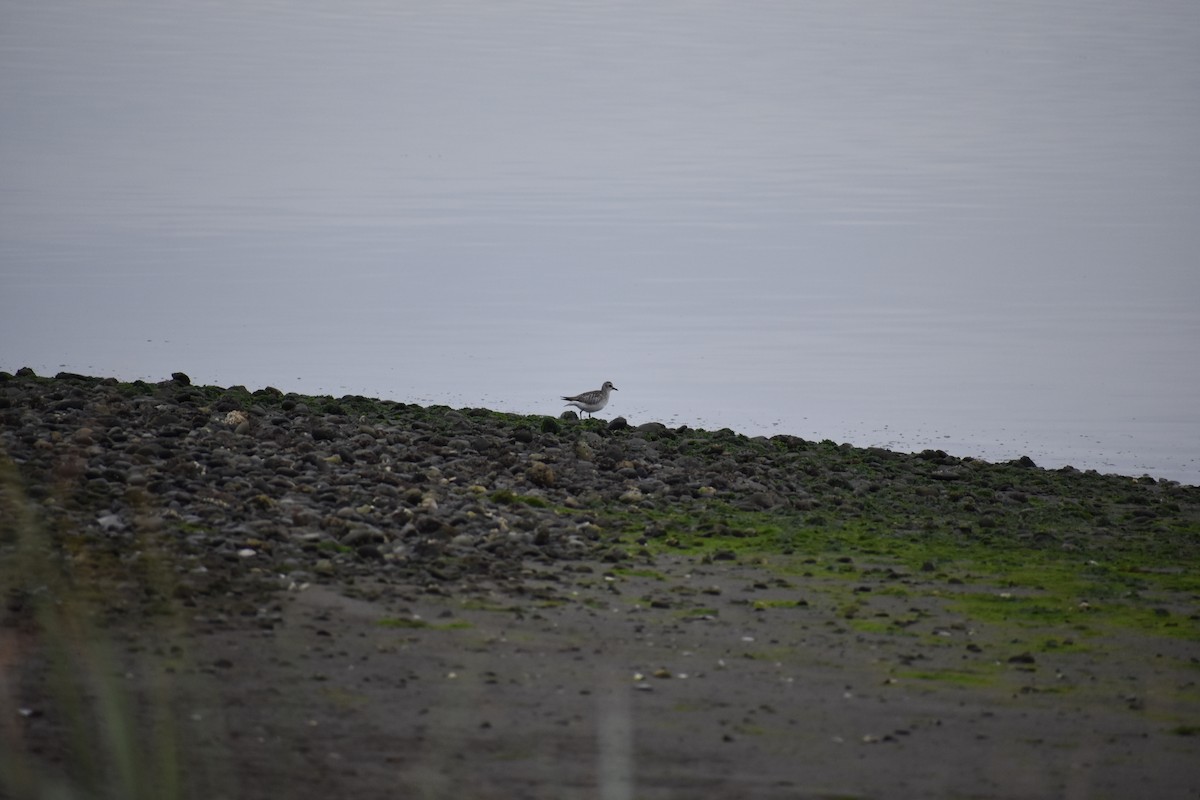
[3, 1, 1198, 482]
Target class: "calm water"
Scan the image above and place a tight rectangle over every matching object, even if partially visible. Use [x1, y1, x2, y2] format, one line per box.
[2, 1, 1198, 483]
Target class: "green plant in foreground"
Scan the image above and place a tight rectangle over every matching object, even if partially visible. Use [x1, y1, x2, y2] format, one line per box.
[0, 456, 195, 800]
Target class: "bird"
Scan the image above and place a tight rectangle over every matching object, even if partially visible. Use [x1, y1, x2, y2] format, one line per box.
[562, 381, 617, 418]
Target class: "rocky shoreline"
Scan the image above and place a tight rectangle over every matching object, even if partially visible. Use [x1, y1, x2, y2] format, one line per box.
[4, 369, 1195, 595]
[3, 369, 1199, 799]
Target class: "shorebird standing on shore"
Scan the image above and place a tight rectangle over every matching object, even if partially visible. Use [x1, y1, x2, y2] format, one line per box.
[562, 381, 617, 418]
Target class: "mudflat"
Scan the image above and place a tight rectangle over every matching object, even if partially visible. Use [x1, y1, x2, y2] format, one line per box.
[2, 371, 1197, 799]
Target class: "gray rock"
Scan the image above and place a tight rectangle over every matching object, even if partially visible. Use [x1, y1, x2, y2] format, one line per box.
[97, 513, 126, 531]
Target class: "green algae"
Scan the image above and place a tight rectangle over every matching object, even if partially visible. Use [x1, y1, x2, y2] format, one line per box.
[896, 666, 1001, 688]
[847, 618, 909, 635]
[603, 490, 1198, 645]
[752, 599, 808, 611]
[489, 489, 550, 508]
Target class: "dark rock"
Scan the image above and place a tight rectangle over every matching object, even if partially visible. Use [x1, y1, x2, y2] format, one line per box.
[745, 491, 783, 510]
[527, 461, 555, 487]
[341, 526, 387, 547]
[171, 372, 191, 386]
